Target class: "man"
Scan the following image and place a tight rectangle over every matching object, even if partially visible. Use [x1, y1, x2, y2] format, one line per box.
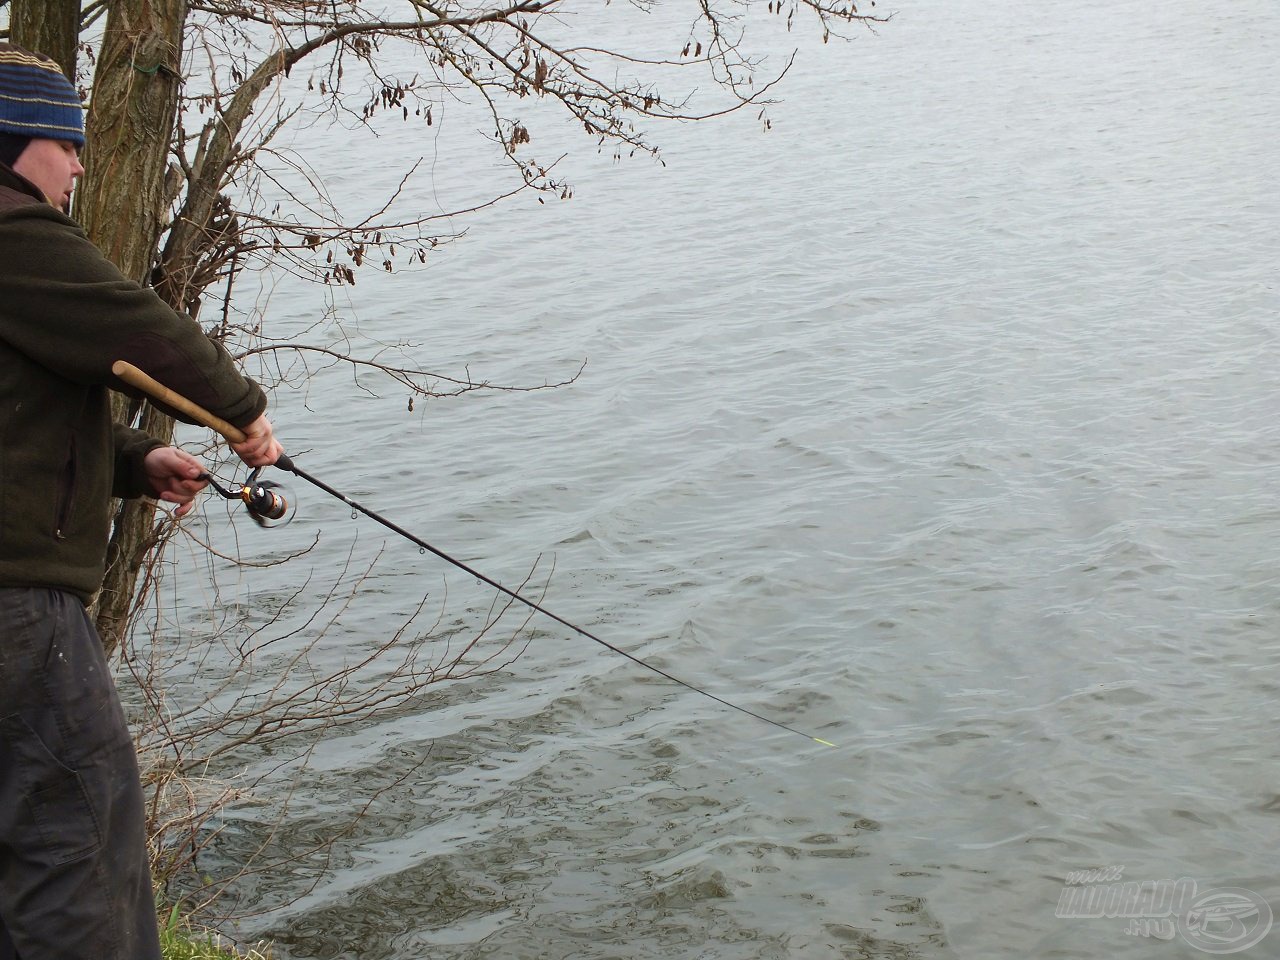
[0, 43, 281, 959]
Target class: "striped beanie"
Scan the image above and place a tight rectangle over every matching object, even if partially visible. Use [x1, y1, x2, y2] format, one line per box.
[0, 43, 84, 147]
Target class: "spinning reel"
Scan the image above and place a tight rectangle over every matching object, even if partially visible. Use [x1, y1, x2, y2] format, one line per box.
[202, 467, 297, 528]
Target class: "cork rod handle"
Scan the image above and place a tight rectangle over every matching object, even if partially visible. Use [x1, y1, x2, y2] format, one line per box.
[111, 360, 248, 445]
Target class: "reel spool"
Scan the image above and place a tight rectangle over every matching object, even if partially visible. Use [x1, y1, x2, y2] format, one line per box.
[202, 467, 297, 528]
[240, 468, 296, 527]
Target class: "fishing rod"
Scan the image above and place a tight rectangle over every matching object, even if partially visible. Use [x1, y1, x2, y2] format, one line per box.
[113, 361, 836, 748]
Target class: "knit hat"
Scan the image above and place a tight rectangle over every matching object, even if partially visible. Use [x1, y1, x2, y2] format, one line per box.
[0, 43, 84, 147]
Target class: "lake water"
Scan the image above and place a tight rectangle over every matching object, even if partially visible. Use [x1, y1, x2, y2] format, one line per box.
[153, 0, 1280, 956]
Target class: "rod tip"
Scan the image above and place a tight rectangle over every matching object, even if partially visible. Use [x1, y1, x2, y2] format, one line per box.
[813, 738, 836, 748]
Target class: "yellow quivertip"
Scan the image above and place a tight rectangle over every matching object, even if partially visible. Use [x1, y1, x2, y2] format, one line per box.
[813, 738, 836, 747]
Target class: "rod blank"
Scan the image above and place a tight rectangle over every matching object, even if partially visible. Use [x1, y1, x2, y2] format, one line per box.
[112, 360, 836, 748]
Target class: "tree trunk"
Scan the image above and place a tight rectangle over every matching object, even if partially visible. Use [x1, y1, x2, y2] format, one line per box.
[96, 403, 172, 652]
[77, 0, 190, 656]
[8, 0, 79, 79]
[79, 0, 187, 278]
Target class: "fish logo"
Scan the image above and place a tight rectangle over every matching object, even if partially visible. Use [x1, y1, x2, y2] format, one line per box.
[1179, 887, 1273, 955]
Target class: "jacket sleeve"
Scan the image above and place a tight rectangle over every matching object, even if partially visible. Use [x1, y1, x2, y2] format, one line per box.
[111, 422, 166, 500]
[0, 205, 267, 428]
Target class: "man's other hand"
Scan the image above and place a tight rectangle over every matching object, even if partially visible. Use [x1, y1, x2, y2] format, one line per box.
[143, 447, 209, 518]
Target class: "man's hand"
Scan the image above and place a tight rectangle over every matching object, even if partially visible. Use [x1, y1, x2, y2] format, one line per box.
[230, 413, 283, 467]
[143, 447, 209, 518]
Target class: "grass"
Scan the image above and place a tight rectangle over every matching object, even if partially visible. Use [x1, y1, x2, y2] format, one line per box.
[160, 907, 271, 960]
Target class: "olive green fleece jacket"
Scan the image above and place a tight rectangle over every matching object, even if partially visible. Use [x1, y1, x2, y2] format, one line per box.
[0, 164, 267, 603]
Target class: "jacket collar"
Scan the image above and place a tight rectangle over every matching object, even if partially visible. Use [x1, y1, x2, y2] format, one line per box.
[0, 160, 50, 204]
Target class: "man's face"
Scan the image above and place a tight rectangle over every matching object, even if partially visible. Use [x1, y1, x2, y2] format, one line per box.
[12, 137, 84, 213]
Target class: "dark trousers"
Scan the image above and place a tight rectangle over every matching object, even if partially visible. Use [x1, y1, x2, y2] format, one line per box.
[0, 588, 161, 960]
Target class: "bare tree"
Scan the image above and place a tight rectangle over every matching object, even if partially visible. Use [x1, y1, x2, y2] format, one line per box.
[6, 0, 884, 649]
